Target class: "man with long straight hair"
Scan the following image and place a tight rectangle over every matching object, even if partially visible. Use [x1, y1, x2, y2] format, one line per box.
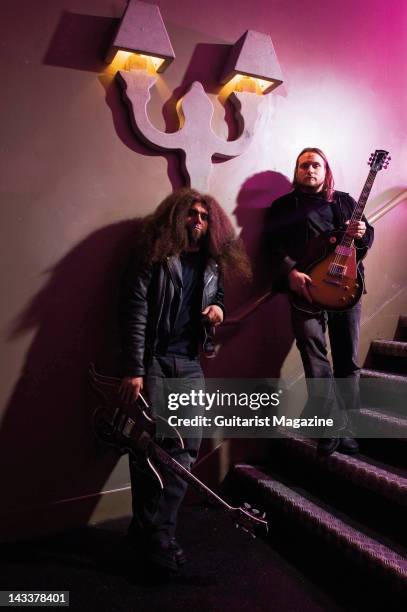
[267, 148, 374, 455]
[119, 187, 250, 571]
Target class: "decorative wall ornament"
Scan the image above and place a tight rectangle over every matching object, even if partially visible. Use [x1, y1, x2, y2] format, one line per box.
[106, 0, 284, 191]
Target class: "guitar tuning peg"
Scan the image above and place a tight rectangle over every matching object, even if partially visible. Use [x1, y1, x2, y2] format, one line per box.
[243, 502, 251, 509]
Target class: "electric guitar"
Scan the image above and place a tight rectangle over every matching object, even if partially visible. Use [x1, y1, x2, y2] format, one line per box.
[88, 363, 268, 538]
[292, 149, 390, 313]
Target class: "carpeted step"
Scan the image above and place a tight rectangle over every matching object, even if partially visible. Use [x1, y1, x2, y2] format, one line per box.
[372, 340, 407, 358]
[398, 316, 407, 341]
[257, 434, 407, 547]
[369, 340, 407, 375]
[356, 408, 407, 470]
[360, 369, 407, 414]
[358, 407, 407, 438]
[231, 463, 407, 593]
[361, 369, 407, 383]
[270, 433, 407, 507]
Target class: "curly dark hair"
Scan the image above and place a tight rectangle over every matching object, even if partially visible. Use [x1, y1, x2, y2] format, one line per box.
[137, 187, 251, 278]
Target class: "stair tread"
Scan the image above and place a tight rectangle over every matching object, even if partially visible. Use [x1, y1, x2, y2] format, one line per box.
[361, 368, 407, 382]
[361, 406, 407, 424]
[274, 432, 407, 502]
[234, 463, 407, 577]
[236, 463, 405, 548]
[372, 339, 407, 357]
[359, 407, 407, 438]
[372, 339, 407, 348]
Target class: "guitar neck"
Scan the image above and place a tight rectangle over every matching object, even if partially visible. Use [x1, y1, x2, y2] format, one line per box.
[341, 168, 377, 248]
[149, 441, 233, 512]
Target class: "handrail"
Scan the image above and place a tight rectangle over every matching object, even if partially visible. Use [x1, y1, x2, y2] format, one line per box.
[223, 189, 407, 326]
[223, 290, 273, 325]
[367, 189, 407, 224]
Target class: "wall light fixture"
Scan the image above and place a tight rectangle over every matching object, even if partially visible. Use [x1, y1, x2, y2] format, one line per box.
[220, 30, 283, 95]
[105, 0, 175, 73]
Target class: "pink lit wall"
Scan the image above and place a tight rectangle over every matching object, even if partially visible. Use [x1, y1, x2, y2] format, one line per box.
[0, 0, 405, 536]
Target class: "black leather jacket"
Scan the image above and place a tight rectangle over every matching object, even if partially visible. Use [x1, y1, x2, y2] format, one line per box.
[267, 189, 374, 292]
[119, 254, 224, 377]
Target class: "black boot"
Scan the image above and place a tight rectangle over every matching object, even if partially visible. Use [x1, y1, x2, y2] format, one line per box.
[317, 437, 339, 456]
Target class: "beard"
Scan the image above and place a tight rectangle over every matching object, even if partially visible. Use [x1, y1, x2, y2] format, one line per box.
[187, 226, 205, 245]
[296, 176, 324, 193]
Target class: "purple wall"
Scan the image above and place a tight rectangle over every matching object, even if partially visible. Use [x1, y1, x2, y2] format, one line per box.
[0, 0, 405, 536]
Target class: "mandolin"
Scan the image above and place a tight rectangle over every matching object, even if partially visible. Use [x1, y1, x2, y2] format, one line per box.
[88, 363, 268, 538]
[292, 149, 390, 313]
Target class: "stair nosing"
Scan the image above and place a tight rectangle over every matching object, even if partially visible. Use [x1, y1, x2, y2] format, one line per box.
[361, 368, 407, 383]
[234, 463, 407, 578]
[371, 339, 407, 358]
[359, 407, 407, 438]
[274, 432, 407, 503]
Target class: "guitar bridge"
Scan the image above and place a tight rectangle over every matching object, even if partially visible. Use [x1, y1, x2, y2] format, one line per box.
[323, 278, 341, 286]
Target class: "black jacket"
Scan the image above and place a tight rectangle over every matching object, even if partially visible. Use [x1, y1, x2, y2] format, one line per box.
[119, 253, 224, 377]
[267, 189, 374, 292]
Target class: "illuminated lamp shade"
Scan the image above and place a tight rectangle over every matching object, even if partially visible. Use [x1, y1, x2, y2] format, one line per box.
[105, 0, 175, 73]
[220, 30, 283, 94]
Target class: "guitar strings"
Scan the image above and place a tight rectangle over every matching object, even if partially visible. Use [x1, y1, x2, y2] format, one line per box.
[329, 168, 376, 275]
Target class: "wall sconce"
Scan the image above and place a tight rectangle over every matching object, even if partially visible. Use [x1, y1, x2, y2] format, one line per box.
[220, 30, 283, 95]
[104, 1, 284, 190]
[105, 0, 175, 73]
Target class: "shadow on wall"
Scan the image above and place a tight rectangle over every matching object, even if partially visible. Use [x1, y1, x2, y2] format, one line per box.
[204, 170, 295, 379]
[0, 172, 297, 538]
[0, 220, 143, 541]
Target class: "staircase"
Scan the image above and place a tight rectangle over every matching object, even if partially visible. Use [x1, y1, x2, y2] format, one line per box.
[225, 316, 407, 607]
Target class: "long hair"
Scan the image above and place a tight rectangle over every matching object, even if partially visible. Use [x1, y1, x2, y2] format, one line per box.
[137, 187, 251, 278]
[293, 147, 335, 201]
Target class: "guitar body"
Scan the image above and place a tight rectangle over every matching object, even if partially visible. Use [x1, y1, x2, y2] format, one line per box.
[291, 231, 365, 313]
[306, 243, 364, 312]
[92, 394, 169, 490]
[88, 364, 269, 537]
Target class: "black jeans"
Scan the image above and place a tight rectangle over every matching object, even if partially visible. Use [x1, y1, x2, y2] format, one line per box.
[291, 302, 362, 432]
[128, 354, 204, 546]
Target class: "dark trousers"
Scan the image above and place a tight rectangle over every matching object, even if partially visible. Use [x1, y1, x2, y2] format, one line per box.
[291, 302, 362, 430]
[128, 354, 204, 546]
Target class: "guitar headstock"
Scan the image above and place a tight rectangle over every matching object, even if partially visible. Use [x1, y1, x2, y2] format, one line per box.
[368, 149, 390, 172]
[231, 502, 269, 538]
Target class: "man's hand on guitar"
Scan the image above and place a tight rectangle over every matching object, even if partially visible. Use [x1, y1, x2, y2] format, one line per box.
[119, 376, 143, 403]
[346, 220, 366, 239]
[289, 269, 314, 303]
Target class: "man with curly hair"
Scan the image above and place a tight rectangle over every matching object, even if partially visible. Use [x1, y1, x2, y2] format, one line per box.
[118, 187, 249, 572]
